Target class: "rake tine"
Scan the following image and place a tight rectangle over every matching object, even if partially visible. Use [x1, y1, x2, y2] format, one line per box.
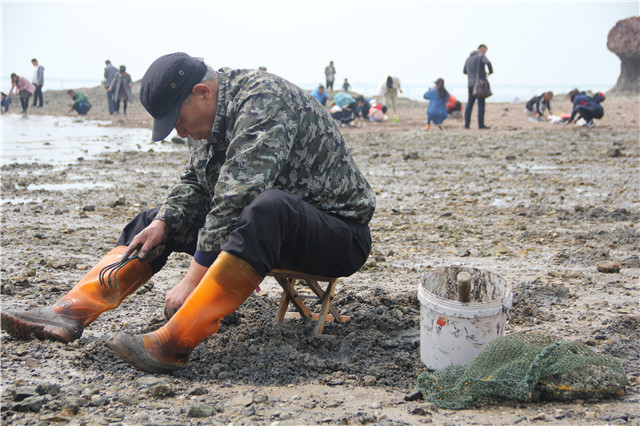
[98, 249, 140, 288]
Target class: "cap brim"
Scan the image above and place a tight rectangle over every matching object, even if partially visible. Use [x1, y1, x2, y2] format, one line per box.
[151, 106, 181, 141]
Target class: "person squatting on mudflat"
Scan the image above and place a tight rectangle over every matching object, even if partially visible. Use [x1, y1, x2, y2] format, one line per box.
[1, 53, 376, 374]
[566, 89, 605, 128]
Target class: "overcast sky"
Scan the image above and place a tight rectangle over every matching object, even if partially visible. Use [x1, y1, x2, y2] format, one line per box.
[1, 0, 637, 96]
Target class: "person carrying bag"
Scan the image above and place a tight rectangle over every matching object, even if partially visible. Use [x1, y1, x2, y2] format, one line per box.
[463, 44, 493, 129]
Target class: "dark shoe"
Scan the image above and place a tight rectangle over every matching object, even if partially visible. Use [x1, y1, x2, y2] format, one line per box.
[479, 126, 491, 129]
[107, 333, 185, 374]
[464, 125, 470, 129]
[1, 307, 83, 343]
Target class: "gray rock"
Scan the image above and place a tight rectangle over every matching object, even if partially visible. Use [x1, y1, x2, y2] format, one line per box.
[188, 403, 217, 418]
[35, 383, 61, 396]
[13, 386, 39, 401]
[149, 383, 175, 398]
[11, 395, 49, 412]
[597, 261, 621, 273]
[62, 397, 87, 415]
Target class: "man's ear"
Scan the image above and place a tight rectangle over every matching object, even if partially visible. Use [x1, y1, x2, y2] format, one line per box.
[192, 83, 212, 99]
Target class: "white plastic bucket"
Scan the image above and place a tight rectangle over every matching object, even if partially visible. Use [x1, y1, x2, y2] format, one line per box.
[418, 266, 512, 370]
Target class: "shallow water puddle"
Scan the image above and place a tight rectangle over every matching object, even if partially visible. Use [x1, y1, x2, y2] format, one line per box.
[1, 114, 178, 165]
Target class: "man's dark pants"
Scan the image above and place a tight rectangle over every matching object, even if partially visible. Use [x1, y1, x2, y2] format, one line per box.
[32, 85, 43, 107]
[465, 86, 486, 128]
[116, 189, 372, 278]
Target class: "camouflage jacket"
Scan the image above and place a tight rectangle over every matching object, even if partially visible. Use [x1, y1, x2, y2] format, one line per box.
[155, 68, 376, 253]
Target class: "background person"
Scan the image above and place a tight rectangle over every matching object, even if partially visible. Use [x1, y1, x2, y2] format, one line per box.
[104, 60, 119, 114]
[1, 52, 375, 375]
[8, 73, 35, 115]
[377, 75, 402, 118]
[566, 89, 605, 128]
[31, 58, 45, 108]
[1, 92, 11, 113]
[108, 65, 134, 116]
[525, 91, 554, 121]
[67, 90, 92, 115]
[324, 60, 336, 90]
[310, 84, 329, 106]
[422, 78, 449, 130]
[463, 44, 493, 129]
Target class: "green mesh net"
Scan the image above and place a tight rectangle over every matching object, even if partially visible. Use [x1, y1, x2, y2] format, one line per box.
[416, 333, 628, 409]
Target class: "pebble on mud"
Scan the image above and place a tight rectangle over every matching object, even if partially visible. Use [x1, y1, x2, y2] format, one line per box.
[597, 261, 621, 273]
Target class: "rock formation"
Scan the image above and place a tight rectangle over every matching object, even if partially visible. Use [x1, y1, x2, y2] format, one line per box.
[607, 16, 640, 94]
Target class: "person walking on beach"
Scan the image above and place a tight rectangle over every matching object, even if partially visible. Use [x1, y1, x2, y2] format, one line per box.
[104, 60, 119, 114]
[8, 73, 35, 115]
[324, 61, 336, 90]
[108, 65, 133, 116]
[67, 90, 92, 115]
[463, 44, 493, 129]
[31, 58, 45, 108]
[1, 52, 375, 375]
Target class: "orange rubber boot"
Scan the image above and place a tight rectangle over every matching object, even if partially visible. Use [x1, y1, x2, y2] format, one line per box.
[1, 246, 153, 342]
[108, 251, 263, 373]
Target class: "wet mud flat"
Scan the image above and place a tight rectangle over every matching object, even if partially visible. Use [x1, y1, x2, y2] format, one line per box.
[1, 99, 640, 424]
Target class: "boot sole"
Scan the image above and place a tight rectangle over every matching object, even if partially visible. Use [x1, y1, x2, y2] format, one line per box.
[1, 311, 79, 343]
[107, 333, 185, 374]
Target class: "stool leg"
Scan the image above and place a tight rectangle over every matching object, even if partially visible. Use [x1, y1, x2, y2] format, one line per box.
[304, 279, 343, 323]
[274, 277, 311, 319]
[313, 278, 338, 335]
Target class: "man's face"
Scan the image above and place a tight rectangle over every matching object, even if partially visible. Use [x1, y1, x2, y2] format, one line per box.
[479, 47, 488, 55]
[319, 88, 324, 94]
[32, 61, 37, 67]
[174, 91, 215, 140]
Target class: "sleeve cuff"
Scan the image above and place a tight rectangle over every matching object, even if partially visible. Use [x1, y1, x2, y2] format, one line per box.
[194, 250, 217, 268]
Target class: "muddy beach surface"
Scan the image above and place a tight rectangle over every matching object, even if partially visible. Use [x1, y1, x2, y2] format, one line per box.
[1, 87, 639, 425]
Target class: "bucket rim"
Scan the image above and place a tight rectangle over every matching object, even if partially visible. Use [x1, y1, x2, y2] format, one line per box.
[418, 267, 513, 317]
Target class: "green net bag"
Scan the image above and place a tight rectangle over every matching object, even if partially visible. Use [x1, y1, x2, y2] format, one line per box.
[416, 333, 628, 409]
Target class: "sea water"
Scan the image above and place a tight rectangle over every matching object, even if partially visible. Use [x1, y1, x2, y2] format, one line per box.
[1, 113, 179, 165]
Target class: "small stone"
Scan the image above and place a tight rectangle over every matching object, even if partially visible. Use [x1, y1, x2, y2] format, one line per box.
[188, 403, 217, 418]
[189, 387, 208, 396]
[279, 412, 291, 420]
[11, 395, 48, 412]
[228, 395, 253, 407]
[90, 395, 109, 407]
[111, 196, 126, 207]
[532, 413, 546, 421]
[136, 377, 163, 387]
[13, 386, 39, 401]
[62, 397, 86, 415]
[597, 261, 620, 273]
[35, 383, 61, 397]
[606, 148, 622, 157]
[149, 383, 175, 398]
[82, 205, 95, 212]
[118, 395, 139, 406]
[363, 376, 377, 386]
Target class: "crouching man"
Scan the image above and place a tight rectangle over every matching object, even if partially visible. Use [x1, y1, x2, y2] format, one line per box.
[1, 53, 375, 374]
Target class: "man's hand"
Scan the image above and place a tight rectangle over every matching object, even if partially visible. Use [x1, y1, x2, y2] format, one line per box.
[164, 259, 209, 319]
[124, 219, 171, 262]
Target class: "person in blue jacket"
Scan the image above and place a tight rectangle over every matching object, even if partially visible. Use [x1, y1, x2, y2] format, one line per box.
[423, 78, 449, 130]
[566, 89, 604, 128]
[310, 84, 329, 106]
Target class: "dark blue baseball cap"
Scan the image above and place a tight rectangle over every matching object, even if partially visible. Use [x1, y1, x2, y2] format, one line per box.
[140, 53, 207, 141]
